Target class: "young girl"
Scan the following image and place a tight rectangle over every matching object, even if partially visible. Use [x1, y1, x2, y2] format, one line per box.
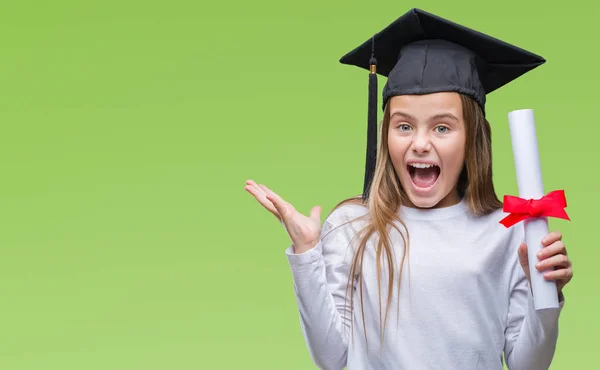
[245, 8, 573, 370]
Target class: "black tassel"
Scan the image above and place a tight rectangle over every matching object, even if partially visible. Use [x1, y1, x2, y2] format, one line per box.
[362, 36, 378, 202]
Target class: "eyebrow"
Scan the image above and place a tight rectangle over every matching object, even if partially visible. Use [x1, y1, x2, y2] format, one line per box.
[390, 111, 459, 122]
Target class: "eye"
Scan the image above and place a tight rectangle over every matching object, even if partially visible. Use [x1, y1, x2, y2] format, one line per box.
[397, 124, 412, 131]
[434, 125, 450, 133]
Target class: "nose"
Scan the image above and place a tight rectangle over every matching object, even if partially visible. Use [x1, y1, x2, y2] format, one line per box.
[411, 130, 432, 154]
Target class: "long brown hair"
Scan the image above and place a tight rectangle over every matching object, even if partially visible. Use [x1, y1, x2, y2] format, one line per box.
[328, 93, 503, 348]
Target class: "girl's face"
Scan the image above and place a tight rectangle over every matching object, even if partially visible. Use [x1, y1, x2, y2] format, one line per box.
[387, 92, 466, 209]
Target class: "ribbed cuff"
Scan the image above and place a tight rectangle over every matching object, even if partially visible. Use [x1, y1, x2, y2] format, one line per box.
[285, 242, 323, 266]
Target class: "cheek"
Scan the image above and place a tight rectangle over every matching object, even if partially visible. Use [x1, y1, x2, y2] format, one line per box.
[387, 136, 409, 166]
[441, 140, 466, 173]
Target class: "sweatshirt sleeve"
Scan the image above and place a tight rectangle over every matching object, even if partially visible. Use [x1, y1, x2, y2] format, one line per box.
[503, 262, 565, 370]
[284, 212, 358, 370]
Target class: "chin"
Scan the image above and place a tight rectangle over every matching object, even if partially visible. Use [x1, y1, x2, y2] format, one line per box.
[406, 195, 444, 209]
[403, 187, 450, 208]
[400, 167, 450, 209]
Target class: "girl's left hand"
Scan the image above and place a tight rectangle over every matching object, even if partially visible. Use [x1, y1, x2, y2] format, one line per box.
[518, 230, 573, 295]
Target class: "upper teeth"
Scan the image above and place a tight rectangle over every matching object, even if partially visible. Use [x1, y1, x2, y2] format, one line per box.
[409, 163, 436, 168]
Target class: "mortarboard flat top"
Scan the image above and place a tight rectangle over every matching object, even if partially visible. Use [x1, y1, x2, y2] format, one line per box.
[339, 8, 545, 111]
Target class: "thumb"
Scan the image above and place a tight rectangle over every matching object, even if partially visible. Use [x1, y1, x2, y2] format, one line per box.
[309, 206, 322, 222]
[518, 242, 529, 268]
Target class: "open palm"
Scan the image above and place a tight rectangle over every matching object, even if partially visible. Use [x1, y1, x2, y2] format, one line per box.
[244, 180, 322, 254]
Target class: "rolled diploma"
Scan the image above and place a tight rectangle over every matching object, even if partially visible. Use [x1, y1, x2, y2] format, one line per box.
[508, 109, 559, 310]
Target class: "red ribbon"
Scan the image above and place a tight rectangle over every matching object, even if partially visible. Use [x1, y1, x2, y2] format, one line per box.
[499, 190, 570, 228]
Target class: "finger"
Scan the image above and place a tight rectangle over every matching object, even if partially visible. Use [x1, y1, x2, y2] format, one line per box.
[259, 184, 290, 211]
[258, 184, 282, 200]
[309, 206, 322, 222]
[541, 230, 562, 246]
[244, 183, 280, 217]
[245, 179, 261, 189]
[537, 240, 567, 260]
[266, 191, 291, 222]
[518, 243, 528, 267]
[543, 267, 572, 281]
[244, 182, 270, 205]
[248, 180, 268, 197]
[258, 184, 300, 227]
[258, 184, 271, 195]
[245, 180, 267, 199]
[535, 253, 570, 271]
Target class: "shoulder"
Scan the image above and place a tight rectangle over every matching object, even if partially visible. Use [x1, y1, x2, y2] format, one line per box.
[473, 205, 523, 228]
[320, 201, 370, 242]
[465, 206, 525, 245]
[325, 202, 369, 226]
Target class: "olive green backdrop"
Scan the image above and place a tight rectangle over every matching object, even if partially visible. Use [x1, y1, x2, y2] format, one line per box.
[0, 0, 596, 369]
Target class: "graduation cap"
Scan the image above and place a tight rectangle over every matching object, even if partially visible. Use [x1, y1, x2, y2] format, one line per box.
[339, 8, 546, 201]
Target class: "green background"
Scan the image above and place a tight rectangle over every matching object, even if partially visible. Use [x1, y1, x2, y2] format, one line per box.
[0, 0, 596, 369]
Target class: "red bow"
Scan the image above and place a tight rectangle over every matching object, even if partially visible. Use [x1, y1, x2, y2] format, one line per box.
[499, 190, 570, 228]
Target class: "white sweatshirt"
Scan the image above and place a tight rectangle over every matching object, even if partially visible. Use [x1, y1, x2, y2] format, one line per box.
[285, 198, 564, 370]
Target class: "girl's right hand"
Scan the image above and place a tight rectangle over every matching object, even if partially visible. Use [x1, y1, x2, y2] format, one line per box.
[244, 179, 322, 254]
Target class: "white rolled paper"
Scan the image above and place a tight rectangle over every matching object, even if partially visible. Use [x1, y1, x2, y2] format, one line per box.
[507, 109, 559, 310]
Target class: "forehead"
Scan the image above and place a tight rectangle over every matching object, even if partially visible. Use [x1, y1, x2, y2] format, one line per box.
[389, 92, 463, 117]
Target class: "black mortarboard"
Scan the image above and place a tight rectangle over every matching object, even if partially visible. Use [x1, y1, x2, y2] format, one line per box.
[339, 8, 546, 201]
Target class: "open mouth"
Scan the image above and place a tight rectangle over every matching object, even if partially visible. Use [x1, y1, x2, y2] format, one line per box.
[407, 162, 441, 190]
